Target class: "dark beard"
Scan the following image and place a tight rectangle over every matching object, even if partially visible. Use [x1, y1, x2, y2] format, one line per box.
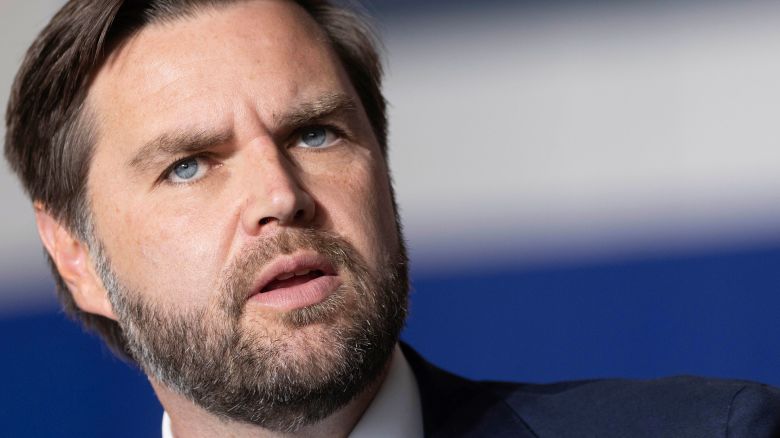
[96, 229, 409, 432]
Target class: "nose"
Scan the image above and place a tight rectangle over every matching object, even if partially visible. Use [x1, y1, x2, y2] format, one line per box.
[240, 145, 315, 236]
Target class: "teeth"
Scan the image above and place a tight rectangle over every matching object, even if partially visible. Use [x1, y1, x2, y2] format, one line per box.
[274, 269, 312, 282]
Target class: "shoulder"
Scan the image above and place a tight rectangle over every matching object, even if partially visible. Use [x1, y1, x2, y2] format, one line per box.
[486, 376, 780, 437]
[401, 344, 780, 437]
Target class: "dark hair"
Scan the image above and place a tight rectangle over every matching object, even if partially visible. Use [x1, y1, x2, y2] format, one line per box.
[4, 0, 387, 360]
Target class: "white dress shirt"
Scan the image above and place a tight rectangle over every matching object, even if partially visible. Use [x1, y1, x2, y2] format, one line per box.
[162, 344, 423, 437]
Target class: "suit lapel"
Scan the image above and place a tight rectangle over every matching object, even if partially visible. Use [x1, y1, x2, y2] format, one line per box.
[400, 343, 537, 438]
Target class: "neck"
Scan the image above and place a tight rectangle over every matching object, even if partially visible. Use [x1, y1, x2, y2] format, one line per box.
[153, 349, 395, 438]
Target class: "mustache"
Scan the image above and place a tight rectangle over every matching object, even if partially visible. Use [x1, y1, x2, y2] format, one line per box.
[218, 229, 364, 316]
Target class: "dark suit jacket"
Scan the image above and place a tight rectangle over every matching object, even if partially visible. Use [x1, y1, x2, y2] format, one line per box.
[401, 344, 780, 437]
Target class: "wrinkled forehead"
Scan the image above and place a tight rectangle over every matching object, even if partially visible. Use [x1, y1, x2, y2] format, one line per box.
[85, 0, 347, 154]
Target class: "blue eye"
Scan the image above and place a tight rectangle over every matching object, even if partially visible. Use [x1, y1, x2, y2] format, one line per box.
[166, 157, 207, 183]
[301, 127, 327, 147]
[174, 159, 198, 179]
[297, 126, 339, 149]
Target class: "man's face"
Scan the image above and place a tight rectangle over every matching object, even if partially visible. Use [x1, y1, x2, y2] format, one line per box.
[83, 0, 407, 430]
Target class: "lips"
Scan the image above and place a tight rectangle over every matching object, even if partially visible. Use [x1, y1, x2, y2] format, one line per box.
[247, 252, 342, 311]
[262, 269, 326, 293]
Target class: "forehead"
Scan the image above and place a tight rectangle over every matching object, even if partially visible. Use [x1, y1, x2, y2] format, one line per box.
[87, 0, 348, 151]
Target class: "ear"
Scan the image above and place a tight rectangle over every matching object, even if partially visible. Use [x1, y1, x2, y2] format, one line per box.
[34, 203, 117, 320]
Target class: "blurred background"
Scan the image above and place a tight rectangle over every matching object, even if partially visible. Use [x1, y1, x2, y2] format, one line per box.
[2, 0, 780, 436]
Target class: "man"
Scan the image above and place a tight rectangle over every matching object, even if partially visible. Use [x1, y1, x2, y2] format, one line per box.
[4, 0, 780, 437]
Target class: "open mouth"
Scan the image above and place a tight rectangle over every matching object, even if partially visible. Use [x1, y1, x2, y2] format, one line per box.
[261, 269, 327, 293]
[247, 252, 342, 311]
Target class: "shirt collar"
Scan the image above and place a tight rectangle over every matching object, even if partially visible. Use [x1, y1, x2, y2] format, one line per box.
[349, 344, 423, 438]
[162, 344, 423, 438]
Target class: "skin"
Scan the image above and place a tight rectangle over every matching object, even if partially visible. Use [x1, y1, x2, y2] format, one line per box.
[35, 1, 401, 436]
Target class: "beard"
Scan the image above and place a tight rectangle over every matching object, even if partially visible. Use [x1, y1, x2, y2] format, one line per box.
[93, 228, 409, 432]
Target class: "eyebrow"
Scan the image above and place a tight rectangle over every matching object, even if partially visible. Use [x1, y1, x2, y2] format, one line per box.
[127, 93, 358, 173]
[128, 128, 233, 173]
[275, 93, 358, 130]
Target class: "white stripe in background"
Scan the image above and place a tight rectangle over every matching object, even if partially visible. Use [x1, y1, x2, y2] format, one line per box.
[382, 1, 780, 271]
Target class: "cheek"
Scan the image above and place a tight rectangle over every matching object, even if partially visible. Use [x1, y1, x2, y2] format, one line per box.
[365, 164, 401, 262]
[312, 153, 399, 270]
[97, 192, 226, 307]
